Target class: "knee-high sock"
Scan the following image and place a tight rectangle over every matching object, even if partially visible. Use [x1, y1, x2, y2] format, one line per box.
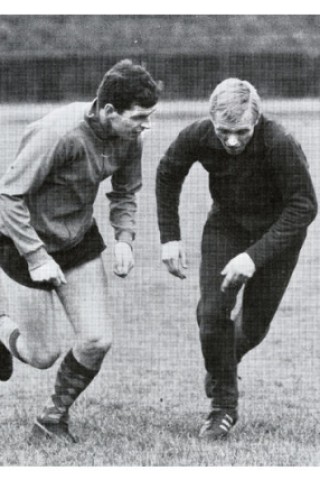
[39, 349, 100, 423]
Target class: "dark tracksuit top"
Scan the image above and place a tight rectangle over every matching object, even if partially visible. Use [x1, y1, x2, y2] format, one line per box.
[156, 115, 318, 269]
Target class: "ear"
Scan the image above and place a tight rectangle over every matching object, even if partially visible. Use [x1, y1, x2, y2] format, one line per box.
[103, 103, 115, 116]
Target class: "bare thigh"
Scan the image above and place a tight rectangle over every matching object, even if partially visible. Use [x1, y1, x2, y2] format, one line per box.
[4, 274, 63, 360]
[56, 255, 111, 344]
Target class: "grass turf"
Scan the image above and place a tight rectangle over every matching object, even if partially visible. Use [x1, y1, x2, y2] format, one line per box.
[0, 100, 319, 466]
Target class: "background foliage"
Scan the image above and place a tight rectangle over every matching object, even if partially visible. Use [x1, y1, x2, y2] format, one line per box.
[0, 15, 320, 56]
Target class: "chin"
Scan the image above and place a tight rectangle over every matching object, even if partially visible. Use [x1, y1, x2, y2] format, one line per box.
[225, 148, 244, 156]
[129, 131, 140, 138]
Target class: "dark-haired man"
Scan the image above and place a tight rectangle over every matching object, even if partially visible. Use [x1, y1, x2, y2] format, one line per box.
[156, 78, 317, 440]
[0, 59, 160, 442]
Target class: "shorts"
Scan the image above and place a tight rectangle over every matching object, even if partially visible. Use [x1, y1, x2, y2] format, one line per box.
[0, 221, 106, 291]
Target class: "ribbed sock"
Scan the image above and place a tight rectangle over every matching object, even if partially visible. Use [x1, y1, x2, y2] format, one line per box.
[39, 349, 99, 424]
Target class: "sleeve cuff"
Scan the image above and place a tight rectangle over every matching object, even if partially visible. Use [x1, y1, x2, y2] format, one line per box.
[25, 246, 52, 271]
[116, 231, 134, 247]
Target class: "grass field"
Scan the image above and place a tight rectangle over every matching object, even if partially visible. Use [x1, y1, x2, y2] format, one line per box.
[0, 100, 319, 466]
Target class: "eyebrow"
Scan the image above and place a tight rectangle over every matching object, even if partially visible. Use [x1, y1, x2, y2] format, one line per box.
[129, 108, 156, 118]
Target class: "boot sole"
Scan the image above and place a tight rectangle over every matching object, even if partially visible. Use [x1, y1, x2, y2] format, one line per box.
[30, 419, 78, 444]
[0, 342, 13, 381]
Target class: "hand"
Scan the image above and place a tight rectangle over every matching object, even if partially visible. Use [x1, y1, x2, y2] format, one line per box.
[113, 241, 134, 278]
[161, 241, 188, 279]
[221, 253, 256, 293]
[29, 258, 67, 287]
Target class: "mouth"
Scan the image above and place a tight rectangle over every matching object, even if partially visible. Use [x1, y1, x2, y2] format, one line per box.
[224, 146, 244, 155]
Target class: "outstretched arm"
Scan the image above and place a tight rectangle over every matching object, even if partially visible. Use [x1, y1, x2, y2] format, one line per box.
[246, 135, 317, 269]
[0, 123, 67, 286]
[156, 124, 199, 278]
[106, 138, 142, 277]
[220, 135, 317, 292]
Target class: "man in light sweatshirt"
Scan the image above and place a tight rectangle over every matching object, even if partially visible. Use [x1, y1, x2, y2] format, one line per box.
[0, 59, 160, 443]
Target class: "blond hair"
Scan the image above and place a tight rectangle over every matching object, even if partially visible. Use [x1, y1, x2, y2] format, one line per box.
[209, 78, 261, 124]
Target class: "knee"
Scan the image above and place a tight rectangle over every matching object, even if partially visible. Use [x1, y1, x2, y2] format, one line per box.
[198, 301, 232, 338]
[197, 294, 231, 324]
[77, 334, 112, 356]
[197, 299, 216, 327]
[29, 349, 61, 370]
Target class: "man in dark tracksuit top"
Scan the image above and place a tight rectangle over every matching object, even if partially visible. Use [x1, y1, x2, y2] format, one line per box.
[0, 60, 160, 442]
[156, 78, 317, 440]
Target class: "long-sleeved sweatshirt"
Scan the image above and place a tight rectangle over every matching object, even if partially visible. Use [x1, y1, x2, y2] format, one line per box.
[156, 115, 318, 269]
[0, 100, 142, 269]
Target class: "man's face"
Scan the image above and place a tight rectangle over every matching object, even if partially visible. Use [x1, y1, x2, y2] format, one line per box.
[213, 109, 256, 156]
[101, 104, 156, 140]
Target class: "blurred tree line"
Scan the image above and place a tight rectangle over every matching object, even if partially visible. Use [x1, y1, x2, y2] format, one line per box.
[0, 15, 319, 57]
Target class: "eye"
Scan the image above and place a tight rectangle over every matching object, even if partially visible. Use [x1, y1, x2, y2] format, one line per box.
[237, 129, 250, 135]
[217, 129, 229, 135]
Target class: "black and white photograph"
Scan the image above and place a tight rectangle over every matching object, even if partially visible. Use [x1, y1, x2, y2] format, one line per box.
[0, 7, 319, 468]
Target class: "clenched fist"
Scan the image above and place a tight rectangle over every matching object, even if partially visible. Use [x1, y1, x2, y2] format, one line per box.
[113, 241, 134, 278]
[29, 257, 67, 287]
[221, 252, 256, 292]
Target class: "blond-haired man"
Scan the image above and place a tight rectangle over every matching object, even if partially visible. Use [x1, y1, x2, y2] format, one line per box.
[156, 78, 317, 439]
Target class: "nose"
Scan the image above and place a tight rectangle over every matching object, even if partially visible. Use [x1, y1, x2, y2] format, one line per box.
[141, 117, 151, 130]
[226, 135, 239, 148]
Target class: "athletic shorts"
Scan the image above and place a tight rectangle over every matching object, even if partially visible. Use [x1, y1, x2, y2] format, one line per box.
[0, 222, 106, 291]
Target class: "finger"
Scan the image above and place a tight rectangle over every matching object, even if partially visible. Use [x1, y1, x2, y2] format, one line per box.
[237, 275, 248, 286]
[162, 258, 174, 274]
[164, 259, 181, 278]
[162, 260, 175, 275]
[162, 256, 174, 264]
[170, 269, 186, 279]
[177, 259, 187, 278]
[221, 266, 228, 276]
[121, 262, 135, 278]
[52, 277, 62, 288]
[121, 260, 133, 276]
[52, 267, 67, 286]
[230, 273, 247, 286]
[162, 258, 185, 278]
[168, 258, 181, 275]
[114, 268, 126, 278]
[175, 268, 186, 279]
[221, 277, 228, 292]
[127, 262, 134, 274]
[59, 271, 67, 285]
[169, 259, 187, 279]
[114, 273, 126, 278]
[221, 273, 234, 292]
[114, 262, 124, 275]
[113, 251, 124, 273]
[180, 250, 188, 269]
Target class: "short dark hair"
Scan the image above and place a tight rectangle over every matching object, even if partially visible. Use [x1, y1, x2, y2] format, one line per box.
[97, 59, 161, 112]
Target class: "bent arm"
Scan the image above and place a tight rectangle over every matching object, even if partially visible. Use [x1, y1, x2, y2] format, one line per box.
[0, 124, 62, 267]
[246, 136, 318, 268]
[156, 126, 198, 243]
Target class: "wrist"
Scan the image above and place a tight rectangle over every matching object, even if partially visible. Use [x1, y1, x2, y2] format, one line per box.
[25, 246, 52, 271]
[116, 231, 133, 248]
[116, 240, 133, 251]
[242, 252, 256, 273]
